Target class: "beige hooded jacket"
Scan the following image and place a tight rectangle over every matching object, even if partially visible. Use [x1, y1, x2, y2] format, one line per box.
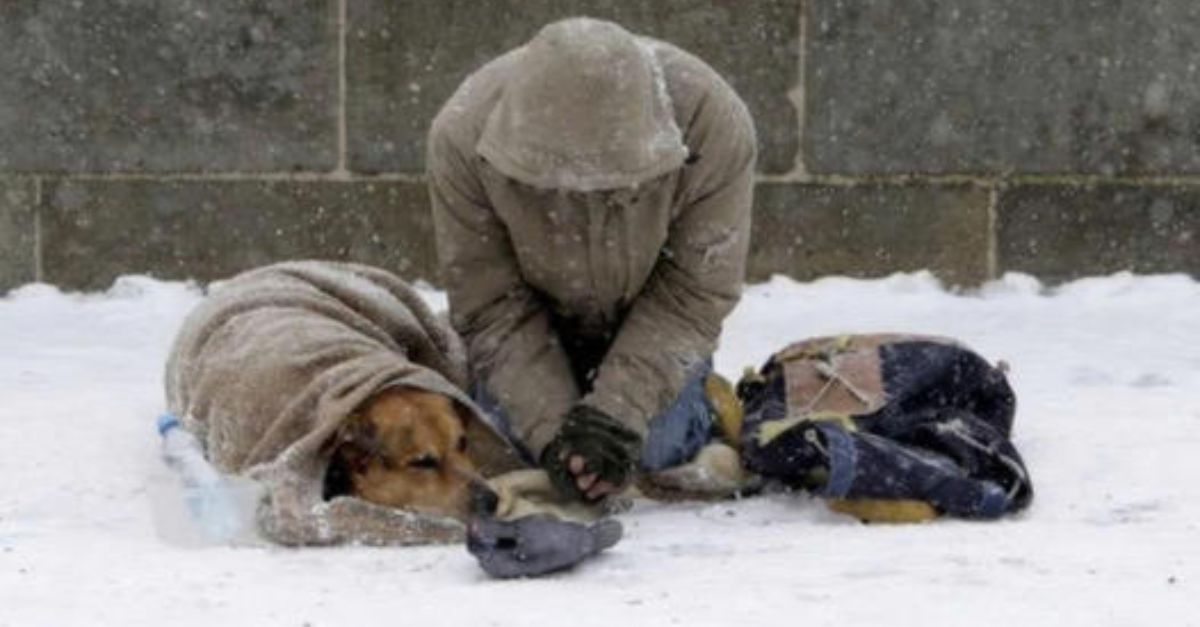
[428, 18, 756, 458]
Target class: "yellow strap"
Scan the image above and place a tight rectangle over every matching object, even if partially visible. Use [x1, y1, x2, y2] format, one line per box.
[827, 499, 939, 523]
[753, 415, 806, 446]
[704, 372, 744, 446]
[829, 334, 853, 354]
[754, 411, 857, 447]
[808, 411, 857, 431]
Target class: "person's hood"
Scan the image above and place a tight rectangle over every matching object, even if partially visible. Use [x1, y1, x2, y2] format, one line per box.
[476, 18, 689, 191]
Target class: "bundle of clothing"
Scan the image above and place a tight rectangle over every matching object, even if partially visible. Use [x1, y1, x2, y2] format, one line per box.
[733, 334, 1034, 522]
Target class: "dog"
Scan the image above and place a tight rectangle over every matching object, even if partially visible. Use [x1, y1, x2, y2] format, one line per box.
[322, 386, 498, 521]
[165, 261, 534, 544]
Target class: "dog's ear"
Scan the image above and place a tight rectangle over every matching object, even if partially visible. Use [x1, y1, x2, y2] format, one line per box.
[340, 413, 373, 443]
[451, 401, 477, 453]
[323, 414, 378, 501]
[338, 414, 383, 468]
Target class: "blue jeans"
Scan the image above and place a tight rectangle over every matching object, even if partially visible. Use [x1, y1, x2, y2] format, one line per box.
[472, 361, 715, 472]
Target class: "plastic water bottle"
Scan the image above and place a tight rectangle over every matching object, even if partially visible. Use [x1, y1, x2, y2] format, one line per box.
[156, 413, 246, 543]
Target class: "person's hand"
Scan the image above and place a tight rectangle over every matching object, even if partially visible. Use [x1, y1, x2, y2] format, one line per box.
[541, 405, 642, 502]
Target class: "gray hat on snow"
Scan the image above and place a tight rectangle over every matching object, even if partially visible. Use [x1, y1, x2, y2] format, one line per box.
[477, 17, 690, 191]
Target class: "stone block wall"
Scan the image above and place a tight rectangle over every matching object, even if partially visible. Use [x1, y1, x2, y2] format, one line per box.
[1, 1, 1196, 291]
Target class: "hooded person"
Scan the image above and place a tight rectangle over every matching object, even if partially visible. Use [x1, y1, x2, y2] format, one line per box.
[427, 17, 757, 502]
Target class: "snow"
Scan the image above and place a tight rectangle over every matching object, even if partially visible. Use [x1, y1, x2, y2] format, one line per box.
[2, 271, 1197, 626]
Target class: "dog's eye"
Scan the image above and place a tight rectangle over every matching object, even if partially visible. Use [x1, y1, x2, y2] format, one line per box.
[457, 437, 467, 452]
[408, 454, 440, 470]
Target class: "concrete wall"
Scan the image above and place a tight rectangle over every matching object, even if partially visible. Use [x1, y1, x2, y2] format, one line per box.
[1, 1, 1196, 291]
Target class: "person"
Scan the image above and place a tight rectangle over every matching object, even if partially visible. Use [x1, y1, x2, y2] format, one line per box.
[427, 17, 756, 503]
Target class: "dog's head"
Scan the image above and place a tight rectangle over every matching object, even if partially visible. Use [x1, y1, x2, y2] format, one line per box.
[324, 387, 498, 521]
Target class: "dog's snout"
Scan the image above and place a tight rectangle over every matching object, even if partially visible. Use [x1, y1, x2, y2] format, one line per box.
[469, 481, 499, 517]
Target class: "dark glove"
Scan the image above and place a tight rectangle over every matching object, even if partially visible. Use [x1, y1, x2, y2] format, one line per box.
[467, 514, 623, 579]
[541, 405, 642, 502]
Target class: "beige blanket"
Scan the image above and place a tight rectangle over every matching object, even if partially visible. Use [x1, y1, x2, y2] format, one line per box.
[165, 261, 527, 545]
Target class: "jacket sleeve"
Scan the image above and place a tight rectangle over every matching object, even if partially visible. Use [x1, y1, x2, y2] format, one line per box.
[428, 127, 580, 457]
[582, 92, 756, 437]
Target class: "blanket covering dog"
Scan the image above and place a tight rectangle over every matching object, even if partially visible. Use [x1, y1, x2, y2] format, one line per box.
[165, 261, 526, 545]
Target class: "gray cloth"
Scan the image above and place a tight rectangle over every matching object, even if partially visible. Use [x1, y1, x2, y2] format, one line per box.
[467, 515, 623, 579]
[165, 261, 524, 546]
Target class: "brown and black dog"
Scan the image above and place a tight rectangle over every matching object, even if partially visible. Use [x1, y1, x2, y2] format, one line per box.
[322, 387, 499, 521]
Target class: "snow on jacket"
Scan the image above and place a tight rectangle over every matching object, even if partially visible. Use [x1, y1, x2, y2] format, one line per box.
[165, 261, 525, 545]
[428, 18, 757, 458]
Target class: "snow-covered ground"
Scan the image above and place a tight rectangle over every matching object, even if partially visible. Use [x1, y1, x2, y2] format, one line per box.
[2, 271, 1197, 626]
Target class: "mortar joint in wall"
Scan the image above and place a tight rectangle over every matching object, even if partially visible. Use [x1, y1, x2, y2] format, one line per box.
[33, 176, 43, 283]
[752, 171, 1200, 188]
[335, 0, 348, 177]
[789, 0, 809, 180]
[986, 184, 999, 280]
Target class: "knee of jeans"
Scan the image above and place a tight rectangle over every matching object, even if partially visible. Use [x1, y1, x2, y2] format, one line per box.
[468, 381, 534, 464]
[640, 399, 712, 471]
[641, 437, 683, 472]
